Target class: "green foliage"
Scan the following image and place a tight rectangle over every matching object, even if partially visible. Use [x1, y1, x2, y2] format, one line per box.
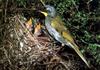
[55, 0, 76, 15]
[16, 0, 27, 7]
[88, 44, 100, 64]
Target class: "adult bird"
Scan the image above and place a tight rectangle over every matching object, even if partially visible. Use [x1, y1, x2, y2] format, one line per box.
[40, 5, 90, 68]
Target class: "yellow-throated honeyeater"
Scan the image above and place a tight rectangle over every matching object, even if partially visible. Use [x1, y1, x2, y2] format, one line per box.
[40, 5, 90, 68]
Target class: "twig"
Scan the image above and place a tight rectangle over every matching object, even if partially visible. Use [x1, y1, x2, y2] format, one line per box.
[0, 8, 36, 11]
[4, 0, 8, 23]
[13, 27, 20, 41]
[3, 46, 12, 66]
[71, 0, 79, 12]
[40, 0, 46, 7]
[15, 15, 44, 50]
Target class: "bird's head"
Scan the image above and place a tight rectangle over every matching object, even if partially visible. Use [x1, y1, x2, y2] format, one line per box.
[45, 5, 56, 18]
[40, 5, 56, 18]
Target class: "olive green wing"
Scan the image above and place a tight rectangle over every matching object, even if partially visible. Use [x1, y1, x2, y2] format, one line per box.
[51, 16, 90, 68]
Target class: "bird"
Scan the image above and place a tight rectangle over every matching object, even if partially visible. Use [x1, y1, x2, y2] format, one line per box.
[25, 17, 42, 35]
[25, 18, 33, 31]
[40, 5, 90, 68]
[24, 10, 46, 34]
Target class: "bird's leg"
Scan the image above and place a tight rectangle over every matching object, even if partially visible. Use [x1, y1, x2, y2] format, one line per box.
[53, 41, 63, 47]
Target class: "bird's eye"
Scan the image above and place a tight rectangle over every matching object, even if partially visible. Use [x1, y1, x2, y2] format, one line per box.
[47, 8, 52, 13]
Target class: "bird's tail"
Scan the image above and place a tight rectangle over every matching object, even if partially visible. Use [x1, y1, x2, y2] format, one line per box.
[67, 42, 90, 68]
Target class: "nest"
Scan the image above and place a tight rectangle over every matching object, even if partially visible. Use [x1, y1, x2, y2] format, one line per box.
[0, 13, 88, 70]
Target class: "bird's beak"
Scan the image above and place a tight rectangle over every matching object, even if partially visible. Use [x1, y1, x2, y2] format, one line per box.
[39, 11, 48, 17]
